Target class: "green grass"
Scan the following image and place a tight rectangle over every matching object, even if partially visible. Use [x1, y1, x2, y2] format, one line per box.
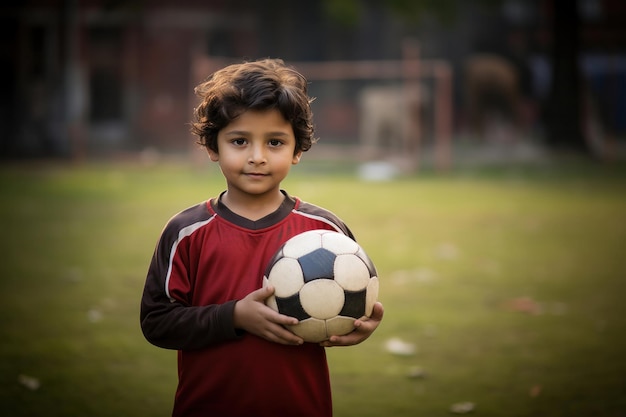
[0, 158, 625, 416]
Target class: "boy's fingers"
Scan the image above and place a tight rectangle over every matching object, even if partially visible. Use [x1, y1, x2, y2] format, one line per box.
[369, 302, 384, 321]
[251, 284, 274, 301]
[276, 312, 298, 326]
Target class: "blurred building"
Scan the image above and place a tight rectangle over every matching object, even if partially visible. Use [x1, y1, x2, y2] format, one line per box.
[1, 0, 625, 159]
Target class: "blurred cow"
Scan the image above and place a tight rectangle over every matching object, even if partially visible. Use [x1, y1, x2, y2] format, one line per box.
[464, 54, 523, 142]
[358, 83, 428, 157]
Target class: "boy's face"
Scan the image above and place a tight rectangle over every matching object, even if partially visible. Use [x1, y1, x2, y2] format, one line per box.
[208, 109, 302, 202]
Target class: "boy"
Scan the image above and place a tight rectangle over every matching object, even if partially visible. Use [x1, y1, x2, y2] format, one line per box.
[140, 58, 384, 417]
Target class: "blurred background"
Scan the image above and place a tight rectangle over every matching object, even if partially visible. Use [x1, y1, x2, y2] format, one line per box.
[2, 0, 625, 168]
[2, 2, 626, 416]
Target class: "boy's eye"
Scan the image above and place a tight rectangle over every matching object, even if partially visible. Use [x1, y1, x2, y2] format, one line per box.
[232, 138, 247, 146]
[268, 139, 283, 147]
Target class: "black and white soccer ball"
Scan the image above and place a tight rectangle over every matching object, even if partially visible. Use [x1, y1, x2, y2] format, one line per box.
[263, 229, 379, 343]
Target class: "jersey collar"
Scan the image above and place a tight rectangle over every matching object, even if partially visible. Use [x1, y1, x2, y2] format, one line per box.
[211, 190, 297, 230]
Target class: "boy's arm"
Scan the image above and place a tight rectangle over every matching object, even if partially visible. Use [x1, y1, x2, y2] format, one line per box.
[140, 280, 241, 350]
[140, 278, 304, 349]
[139, 221, 242, 350]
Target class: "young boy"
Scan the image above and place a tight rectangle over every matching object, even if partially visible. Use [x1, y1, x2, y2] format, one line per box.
[140, 58, 384, 417]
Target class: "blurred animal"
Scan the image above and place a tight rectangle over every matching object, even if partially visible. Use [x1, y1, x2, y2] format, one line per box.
[464, 54, 522, 141]
[359, 84, 426, 155]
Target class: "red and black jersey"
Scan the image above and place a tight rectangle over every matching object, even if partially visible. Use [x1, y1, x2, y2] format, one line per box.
[140, 190, 353, 417]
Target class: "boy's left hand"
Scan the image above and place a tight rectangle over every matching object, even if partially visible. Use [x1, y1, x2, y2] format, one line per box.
[319, 301, 384, 347]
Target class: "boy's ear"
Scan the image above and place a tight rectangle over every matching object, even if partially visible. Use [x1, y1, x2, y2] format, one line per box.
[292, 150, 303, 165]
[207, 148, 219, 162]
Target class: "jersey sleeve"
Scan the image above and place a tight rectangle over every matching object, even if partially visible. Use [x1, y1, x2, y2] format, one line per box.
[139, 204, 241, 350]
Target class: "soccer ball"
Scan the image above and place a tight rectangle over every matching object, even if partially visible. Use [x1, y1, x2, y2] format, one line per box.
[263, 229, 379, 343]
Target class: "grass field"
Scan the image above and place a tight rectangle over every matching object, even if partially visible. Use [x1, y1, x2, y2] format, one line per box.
[0, 157, 625, 416]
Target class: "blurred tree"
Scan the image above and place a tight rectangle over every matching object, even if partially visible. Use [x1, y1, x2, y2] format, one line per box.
[321, 0, 463, 26]
[543, 0, 589, 154]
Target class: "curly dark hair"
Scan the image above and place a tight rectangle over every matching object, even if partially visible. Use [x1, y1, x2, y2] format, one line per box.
[190, 58, 316, 155]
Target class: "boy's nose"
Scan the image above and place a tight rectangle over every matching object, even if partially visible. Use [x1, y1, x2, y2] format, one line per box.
[248, 145, 267, 164]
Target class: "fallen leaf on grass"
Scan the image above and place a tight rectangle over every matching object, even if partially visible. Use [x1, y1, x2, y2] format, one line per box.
[501, 296, 543, 315]
[529, 384, 542, 397]
[18, 374, 40, 391]
[87, 308, 103, 323]
[436, 242, 459, 260]
[384, 337, 416, 356]
[407, 366, 427, 379]
[450, 401, 475, 414]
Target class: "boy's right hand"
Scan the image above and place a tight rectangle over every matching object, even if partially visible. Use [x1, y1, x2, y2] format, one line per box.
[233, 285, 304, 346]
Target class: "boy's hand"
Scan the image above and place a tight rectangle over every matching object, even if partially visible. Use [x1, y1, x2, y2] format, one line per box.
[319, 301, 384, 347]
[233, 285, 304, 346]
